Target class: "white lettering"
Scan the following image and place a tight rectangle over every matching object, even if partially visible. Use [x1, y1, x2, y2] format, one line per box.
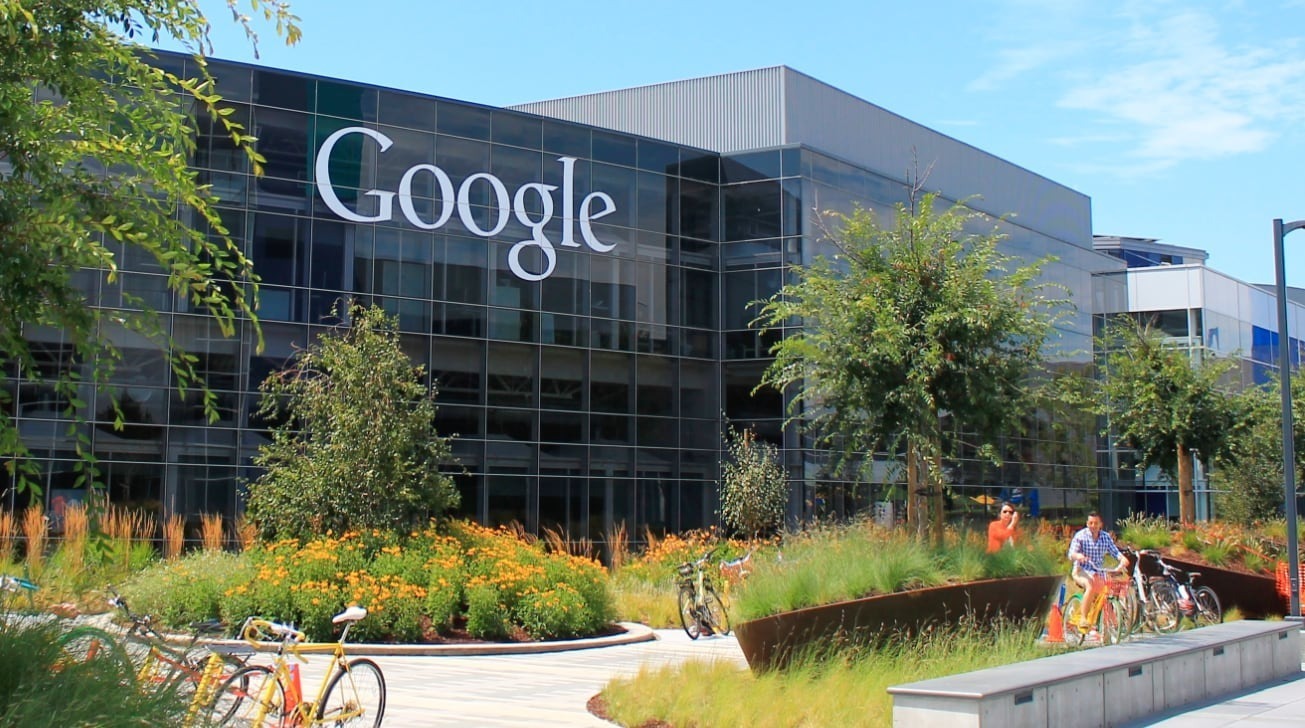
[313, 127, 619, 281]
[398, 164, 455, 230]
[508, 182, 558, 281]
[316, 127, 395, 223]
[579, 192, 617, 252]
[558, 156, 579, 248]
[457, 173, 510, 237]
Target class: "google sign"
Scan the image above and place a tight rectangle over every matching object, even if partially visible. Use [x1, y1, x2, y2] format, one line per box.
[315, 126, 618, 282]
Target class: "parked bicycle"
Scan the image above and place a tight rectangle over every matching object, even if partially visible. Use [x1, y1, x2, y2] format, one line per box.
[1116, 548, 1182, 635]
[3, 577, 135, 680]
[718, 548, 754, 606]
[107, 586, 253, 725]
[1156, 558, 1222, 628]
[210, 605, 386, 727]
[676, 548, 730, 640]
[1062, 572, 1129, 646]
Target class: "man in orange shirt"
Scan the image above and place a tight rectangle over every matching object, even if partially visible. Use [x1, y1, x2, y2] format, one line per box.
[987, 502, 1019, 553]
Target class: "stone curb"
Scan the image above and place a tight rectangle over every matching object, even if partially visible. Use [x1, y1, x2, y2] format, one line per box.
[203, 621, 657, 658]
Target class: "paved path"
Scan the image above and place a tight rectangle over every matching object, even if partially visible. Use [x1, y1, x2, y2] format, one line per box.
[275, 627, 1305, 726]
[286, 626, 747, 727]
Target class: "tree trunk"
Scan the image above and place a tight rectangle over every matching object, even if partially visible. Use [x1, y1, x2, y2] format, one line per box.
[1176, 443, 1195, 526]
[906, 442, 924, 538]
[931, 449, 945, 548]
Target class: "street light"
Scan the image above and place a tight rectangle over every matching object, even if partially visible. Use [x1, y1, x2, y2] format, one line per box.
[1273, 218, 1305, 619]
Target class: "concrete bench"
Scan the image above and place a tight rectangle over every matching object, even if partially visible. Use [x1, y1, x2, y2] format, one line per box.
[888, 620, 1300, 727]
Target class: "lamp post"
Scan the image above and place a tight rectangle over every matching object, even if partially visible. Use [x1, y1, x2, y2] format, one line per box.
[1273, 218, 1305, 619]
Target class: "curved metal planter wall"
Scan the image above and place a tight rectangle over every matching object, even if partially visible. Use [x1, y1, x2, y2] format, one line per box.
[1162, 557, 1282, 619]
[733, 574, 1062, 673]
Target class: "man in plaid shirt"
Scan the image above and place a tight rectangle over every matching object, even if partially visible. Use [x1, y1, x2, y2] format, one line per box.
[1068, 512, 1131, 631]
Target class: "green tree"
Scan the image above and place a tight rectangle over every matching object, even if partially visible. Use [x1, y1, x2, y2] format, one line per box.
[719, 424, 788, 541]
[753, 188, 1067, 544]
[1213, 376, 1305, 524]
[1089, 317, 1242, 526]
[245, 303, 460, 540]
[0, 1, 299, 496]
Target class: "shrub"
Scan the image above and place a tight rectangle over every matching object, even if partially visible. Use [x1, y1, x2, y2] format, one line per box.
[465, 583, 511, 640]
[719, 425, 787, 541]
[244, 304, 460, 540]
[516, 583, 589, 639]
[121, 519, 613, 643]
[121, 551, 253, 628]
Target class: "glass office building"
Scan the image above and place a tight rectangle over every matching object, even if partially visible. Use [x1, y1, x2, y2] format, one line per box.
[1093, 235, 1305, 519]
[4, 57, 1131, 537]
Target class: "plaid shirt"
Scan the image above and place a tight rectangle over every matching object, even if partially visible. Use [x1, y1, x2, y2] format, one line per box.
[1068, 527, 1121, 574]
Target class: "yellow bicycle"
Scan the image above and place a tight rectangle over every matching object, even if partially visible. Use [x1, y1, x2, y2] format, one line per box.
[208, 606, 385, 727]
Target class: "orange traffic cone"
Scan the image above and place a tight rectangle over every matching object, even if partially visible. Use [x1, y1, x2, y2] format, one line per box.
[1045, 603, 1065, 644]
[285, 663, 303, 716]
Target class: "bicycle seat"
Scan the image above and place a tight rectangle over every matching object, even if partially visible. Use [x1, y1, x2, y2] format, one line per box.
[332, 605, 368, 624]
[190, 619, 226, 634]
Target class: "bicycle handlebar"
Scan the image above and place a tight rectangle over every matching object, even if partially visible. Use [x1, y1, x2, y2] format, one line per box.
[1, 575, 39, 592]
[241, 616, 306, 645]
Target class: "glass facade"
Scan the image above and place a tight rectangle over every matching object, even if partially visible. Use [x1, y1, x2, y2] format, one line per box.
[3, 54, 1125, 537]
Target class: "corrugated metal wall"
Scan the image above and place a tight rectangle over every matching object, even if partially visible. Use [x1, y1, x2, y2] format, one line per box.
[782, 68, 1092, 247]
[510, 67, 787, 153]
[513, 65, 1092, 247]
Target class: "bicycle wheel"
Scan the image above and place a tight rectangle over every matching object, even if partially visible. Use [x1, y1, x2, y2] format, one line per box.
[56, 626, 136, 684]
[701, 587, 731, 637]
[1101, 596, 1128, 644]
[317, 658, 386, 728]
[1062, 594, 1085, 646]
[1119, 589, 1141, 635]
[1149, 580, 1182, 634]
[1193, 586, 1222, 627]
[677, 586, 701, 640]
[208, 664, 282, 726]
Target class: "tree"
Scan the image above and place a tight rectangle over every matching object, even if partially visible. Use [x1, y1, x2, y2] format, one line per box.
[1089, 317, 1242, 526]
[719, 424, 787, 541]
[753, 187, 1067, 544]
[1213, 375, 1305, 524]
[0, 2, 299, 496]
[244, 303, 460, 540]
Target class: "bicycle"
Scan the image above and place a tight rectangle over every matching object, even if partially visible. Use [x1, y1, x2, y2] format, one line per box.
[1062, 571, 1129, 646]
[1116, 548, 1181, 635]
[209, 605, 386, 727]
[107, 586, 253, 725]
[1155, 559, 1222, 628]
[676, 548, 730, 640]
[2, 575, 137, 680]
[717, 548, 754, 608]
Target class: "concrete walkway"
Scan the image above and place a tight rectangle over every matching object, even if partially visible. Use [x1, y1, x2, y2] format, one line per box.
[265, 625, 1305, 726]
[282, 624, 747, 727]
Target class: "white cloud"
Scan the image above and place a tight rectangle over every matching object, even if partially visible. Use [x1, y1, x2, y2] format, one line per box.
[973, 2, 1305, 172]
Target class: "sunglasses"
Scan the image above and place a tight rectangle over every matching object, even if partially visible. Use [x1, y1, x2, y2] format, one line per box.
[1001, 509, 1014, 514]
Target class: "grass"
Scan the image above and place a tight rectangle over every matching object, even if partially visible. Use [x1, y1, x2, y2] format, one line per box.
[0, 619, 188, 726]
[1118, 513, 1174, 550]
[733, 523, 1063, 622]
[601, 616, 1051, 728]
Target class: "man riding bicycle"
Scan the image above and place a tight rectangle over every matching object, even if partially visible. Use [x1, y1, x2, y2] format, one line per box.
[1067, 512, 1130, 631]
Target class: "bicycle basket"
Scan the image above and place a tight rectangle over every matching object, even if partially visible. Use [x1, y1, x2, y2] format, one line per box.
[677, 563, 694, 578]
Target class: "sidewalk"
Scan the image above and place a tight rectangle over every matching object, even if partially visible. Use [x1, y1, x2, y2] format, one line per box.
[356, 626, 748, 726]
[280, 625, 1304, 726]
[1120, 670, 1305, 727]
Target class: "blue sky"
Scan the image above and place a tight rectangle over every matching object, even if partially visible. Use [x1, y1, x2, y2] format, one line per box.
[186, 0, 1305, 285]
